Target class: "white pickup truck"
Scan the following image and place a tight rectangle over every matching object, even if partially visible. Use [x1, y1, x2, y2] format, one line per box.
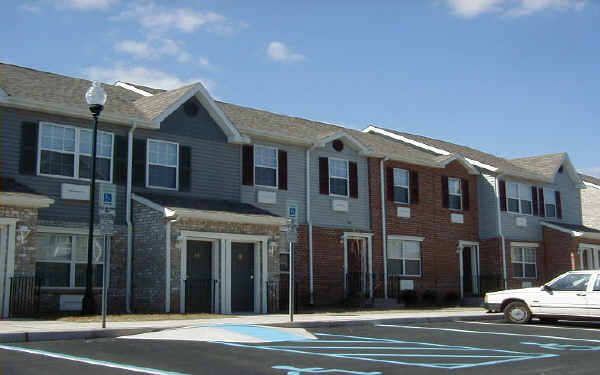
[484, 270, 600, 324]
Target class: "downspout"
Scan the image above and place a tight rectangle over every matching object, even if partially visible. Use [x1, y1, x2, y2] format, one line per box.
[494, 175, 508, 289]
[165, 216, 179, 313]
[125, 123, 137, 313]
[306, 148, 314, 305]
[380, 157, 389, 298]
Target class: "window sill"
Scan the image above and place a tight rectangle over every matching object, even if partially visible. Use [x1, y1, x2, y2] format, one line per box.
[37, 173, 112, 185]
[146, 185, 178, 191]
[255, 185, 278, 190]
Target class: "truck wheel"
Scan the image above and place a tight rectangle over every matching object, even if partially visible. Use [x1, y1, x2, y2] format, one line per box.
[504, 301, 532, 324]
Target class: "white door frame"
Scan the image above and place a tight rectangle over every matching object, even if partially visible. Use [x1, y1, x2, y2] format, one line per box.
[178, 231, 269, 314]
[343, 232, 374, 298]
[579, 244, 600, 270]
[457, 240, 480, 299]
[0, 218, 18, 318]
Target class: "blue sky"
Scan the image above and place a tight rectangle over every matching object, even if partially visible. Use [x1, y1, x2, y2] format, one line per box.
[2, 0, 599, 176]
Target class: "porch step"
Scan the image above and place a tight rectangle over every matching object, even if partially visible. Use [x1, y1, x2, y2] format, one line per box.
[372, 298, 405, 309]
[461, 297, 484, 307]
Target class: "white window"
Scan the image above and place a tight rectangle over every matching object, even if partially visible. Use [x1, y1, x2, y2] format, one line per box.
[38, 122, 113, 182]
[387, 239, 421, 277]
[393, 168, 409, 204]
[35, 233, 104, 288]
[448, 178, 462, 210]
[507, 182, 532, 215]
[254, 145, 278, 187]
[147, 139, 178, 190]
[329, 158, 349, 196]
[544, 188, 556, 218]
[511, 247, 537, 278]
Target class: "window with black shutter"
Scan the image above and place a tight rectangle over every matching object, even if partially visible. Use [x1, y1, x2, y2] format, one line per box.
[132, 138, 146, 187]
[349, 161, 358, 198]
[242, 145, 254, 186]
[278, 150, 288, 190]
[179, 146, 191, 192]
[319, 157, 329, 195]
[20, 122, 38, 175]
[113, 135, 128, 185]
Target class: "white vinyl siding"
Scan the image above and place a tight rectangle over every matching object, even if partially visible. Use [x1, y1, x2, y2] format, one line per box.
[147, 139, 179, 190]
[38, 122, 113, 182]
[393, 168, 409, 204]
[254, 145, 278, 188]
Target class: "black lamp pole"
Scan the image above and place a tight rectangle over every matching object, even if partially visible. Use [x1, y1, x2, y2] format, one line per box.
[82, 103, 103, 315]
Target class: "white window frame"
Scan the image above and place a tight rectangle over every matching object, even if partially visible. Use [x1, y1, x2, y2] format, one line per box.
[35, 233, 104, 289]
[387, 238, 422, 277]
[506, 182, 533, 216]
[37, 122, 114, 183]
[146, 138, 179, 191]
[544, 188, 557, 219]
[254, 145, 278, 189]
[393, 168, 410, 204]
[511, 247, 537, 279]
[448, 177, 462, 210]
[329, 157, 349, 197]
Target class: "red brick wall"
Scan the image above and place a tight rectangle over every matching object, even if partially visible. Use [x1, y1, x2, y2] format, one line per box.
[543, 227, 600, 280]
[368, 158, 479, 297]
[311, 226, 348, 306]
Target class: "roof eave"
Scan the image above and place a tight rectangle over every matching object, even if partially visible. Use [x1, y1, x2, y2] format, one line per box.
[0, 193, 54, 208]
[0, 96, 159, 129]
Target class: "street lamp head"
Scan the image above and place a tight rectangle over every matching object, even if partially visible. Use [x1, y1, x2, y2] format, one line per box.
[85, 81, 107, 116]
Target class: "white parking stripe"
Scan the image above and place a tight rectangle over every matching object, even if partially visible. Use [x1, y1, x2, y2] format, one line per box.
[377, 324, 600, 343]
[463, 321, 600, 333]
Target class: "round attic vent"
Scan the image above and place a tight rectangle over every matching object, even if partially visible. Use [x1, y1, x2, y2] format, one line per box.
[333, 139, 344, 152]
[183, 101, 199, 117]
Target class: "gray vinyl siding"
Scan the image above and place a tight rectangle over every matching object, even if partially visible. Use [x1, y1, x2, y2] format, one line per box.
[240, 141, 306, 223]
[310, 141, 370, 230]
[552, 170, 582, 225]
[581, 184, 600, 230]
[478, 174, 499, 239]
[158, 97, 228, 143]
[1, 107, 128, 224]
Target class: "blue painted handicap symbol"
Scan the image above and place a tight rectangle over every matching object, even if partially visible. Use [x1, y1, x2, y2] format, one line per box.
[103, 192, 113, 204]
[273, 366, 380, 375]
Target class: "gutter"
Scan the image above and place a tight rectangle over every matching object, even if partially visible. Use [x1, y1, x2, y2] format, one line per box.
[494, 175, 508, 289]
[306, 148, 314, 305]
[380, 157, 389, 298]
[125, 123, 137, 313]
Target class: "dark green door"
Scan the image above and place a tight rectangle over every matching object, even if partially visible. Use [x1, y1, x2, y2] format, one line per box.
[186, 241, 212, 313]
[231, 242, 254, 312]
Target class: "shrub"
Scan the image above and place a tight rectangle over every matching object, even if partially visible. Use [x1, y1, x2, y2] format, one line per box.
[421, 290, 438, 305]
[444, 291, 460, 305]
[399, 289, 418, 306]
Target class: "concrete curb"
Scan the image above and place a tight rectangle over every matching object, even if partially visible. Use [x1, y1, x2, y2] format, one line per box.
[0, 328, 159, 344]
[267, 313, 503, 328]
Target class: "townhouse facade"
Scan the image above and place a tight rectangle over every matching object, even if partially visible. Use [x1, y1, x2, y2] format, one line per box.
[1, 62, 599, 317]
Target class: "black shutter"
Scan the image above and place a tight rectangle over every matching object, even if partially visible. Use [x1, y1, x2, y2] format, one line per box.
[499, 180, 507, 211]
[113, 135, 128, 185]
[461, 178, 470, 211]
[538, 188, 545, 217]
[410, 170, 419, 204]
[20, 122, 38, 175]
[349, 161, 358, 198]
[242, 145, 254, 186]
[319, 157, 329, 195]
[386, 167, 394, 202]
[132, 138, 146, 187]
[555, 191, 562, 219]
[179, 145, 191, 192]
[532, 186, 539, 216]
[278, 150, 287, 190]
[442, 176, 449, 208]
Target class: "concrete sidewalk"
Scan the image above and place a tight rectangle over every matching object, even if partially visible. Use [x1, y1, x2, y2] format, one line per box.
[0, 308, 501, 343]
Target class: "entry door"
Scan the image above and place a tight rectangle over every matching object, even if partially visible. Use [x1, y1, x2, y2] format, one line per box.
[186, 241, 213, 313]
[231, 242, 254, 312]
[462, 247, 474, 296]
[0, 225, 7, 317]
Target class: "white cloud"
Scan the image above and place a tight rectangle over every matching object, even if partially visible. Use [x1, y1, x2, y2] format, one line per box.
[442, 0, 586, 17]
[266, 42, 305, 63]
[113, 38, 215, 70]
[117, 2, 246, 35]
[82, 64, 216, 93]
[52, 0, 117, 10]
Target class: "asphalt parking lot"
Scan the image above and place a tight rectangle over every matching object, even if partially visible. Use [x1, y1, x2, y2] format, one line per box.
[2, 320, 600, 375]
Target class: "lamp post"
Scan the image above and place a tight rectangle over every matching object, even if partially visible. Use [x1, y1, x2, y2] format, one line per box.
[82, 81, 107, 315]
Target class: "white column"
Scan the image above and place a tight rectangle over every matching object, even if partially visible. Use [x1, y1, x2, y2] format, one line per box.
[179, 239, 187, 314]
[261, 239, 268, 313]
[343, 235, 348, 293]
[3, 222, 16, 318]
[219, 239, 227, 314]
[225, 240, 232, 314]
[253, 242, 261, 314]
[368, 236, 373, 298]
[458, 245, 464, 299]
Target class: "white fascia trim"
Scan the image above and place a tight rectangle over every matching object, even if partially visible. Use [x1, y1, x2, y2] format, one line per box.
[177, 210, 287, 226]
[0, 97, 159, 129]
[115, 82, 153, 97]
[387, 235, 425, 242]
[458, 240, 480, 248]
[315, 132, 371, 156]
[364, 125, 499, 172]
[439, 154, 480, 175]
[583, 181, 600, 190]
[343, 232, 375, 239]
[0, 193, 54, 208]
[38, 226, 103, 236]
[132, 194, 176, 218]
[540, 221, 580, 236]
[510, 241, 540, 248]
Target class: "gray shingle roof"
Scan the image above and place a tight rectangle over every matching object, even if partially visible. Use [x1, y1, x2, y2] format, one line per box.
[367, 127, 549, 180]
[133, 83, 197, 121]
[137, 192, 280, 217]
[579, 173, 600, 186]
[510, 153, 566, 179]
